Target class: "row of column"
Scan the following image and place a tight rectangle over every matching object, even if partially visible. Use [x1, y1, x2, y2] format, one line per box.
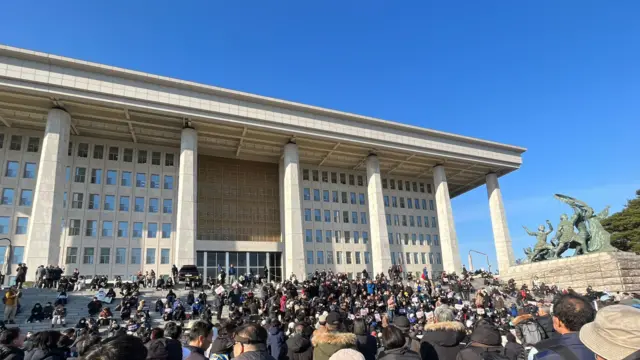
[24, 108, 515, 280]
[281, 144, 516, 277]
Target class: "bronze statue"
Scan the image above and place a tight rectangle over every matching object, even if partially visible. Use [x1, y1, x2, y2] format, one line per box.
[522, 220, 555, 261]
[522, 194, 616, 261]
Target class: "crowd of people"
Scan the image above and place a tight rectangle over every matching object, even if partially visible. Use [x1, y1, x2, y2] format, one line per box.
[0, 264, 638, 360]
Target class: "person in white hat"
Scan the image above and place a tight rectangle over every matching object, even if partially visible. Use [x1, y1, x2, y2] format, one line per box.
[579, 305, 640, 360]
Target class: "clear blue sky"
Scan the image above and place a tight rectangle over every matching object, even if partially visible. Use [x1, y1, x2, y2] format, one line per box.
[2, 1, 639, 269]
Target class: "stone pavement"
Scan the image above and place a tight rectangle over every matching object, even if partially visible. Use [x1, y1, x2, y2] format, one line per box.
[0, 284, 235, 334]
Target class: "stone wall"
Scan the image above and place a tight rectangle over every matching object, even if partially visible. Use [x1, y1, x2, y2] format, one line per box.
[503, 251, 640, 293]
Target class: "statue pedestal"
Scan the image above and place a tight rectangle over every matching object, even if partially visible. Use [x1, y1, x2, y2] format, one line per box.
[502, 251, 640, 293]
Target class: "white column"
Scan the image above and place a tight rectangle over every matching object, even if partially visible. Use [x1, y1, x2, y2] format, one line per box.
[25, 109, 70, 278]
[175, 127, 197, 267]
[486, 172, 515, 274]
[366, 155, 392, 276]
[282, 143, 305, 278]
[433, 165, 462, 273]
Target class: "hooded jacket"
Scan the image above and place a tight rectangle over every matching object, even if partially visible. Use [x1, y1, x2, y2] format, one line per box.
[0, 344, 24, 360]
[266, 326, 287, 360]
[285, 334, 313, 360]
[420, 321, 466, 360]
[311, 331, 357, 360]
[145, 338, 183, 360]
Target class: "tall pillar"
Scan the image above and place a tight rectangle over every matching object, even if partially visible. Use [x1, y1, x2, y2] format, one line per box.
[433, 165, 462, 273]
[282, 143, 305, 278]
[25, 109, 70, 278]
[175, 127, 198, 267]
[366, 155, 392, 276]
[486, 172, 515, 274]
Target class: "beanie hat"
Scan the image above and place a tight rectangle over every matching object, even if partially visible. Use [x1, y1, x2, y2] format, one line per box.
[329, 349, 365, 360]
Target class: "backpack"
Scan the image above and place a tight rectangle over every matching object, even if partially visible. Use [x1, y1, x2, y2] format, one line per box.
[519, 320, 545, 346]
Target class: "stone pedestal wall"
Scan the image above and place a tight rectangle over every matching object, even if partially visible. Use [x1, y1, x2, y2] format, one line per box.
[503, 251, 640, 293]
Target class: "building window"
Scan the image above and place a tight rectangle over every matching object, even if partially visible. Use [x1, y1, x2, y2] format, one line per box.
[118, 221, 128, 238]
[343, 211, 349, 224]
[363, 231, 369, 244]
[392, 196, 397, 208]
[409, 216, 415, 227]
[336, 251, 342, 264]
[1, 188, 14, 205]
[355, 251, 361, 265]
[350, 192, 356, 204]
[93, 145, 104, 159]
[108, 147, 119, 161]
[303, 188, 310, 201]
[106, 170, 117, 185]
[407, 198, 413, 209]
[23, 162, 36, 179]
[352, 211, 358, 224]
[151, 151, 161, 165]
[320, 171, 328, 182]
[65, 247, 77, 264]
[324, 210, 331, 223]
[69, 219, 81, 236]
[384, 196, 389, 207]
[146, 248, 156, 264]
[0, 134, 3, 148]
[346, 251, 352, 264]
[165, 153, 174, 166]
[419, 234, 424, 245]
[325, 230, 332, 243]
[88, 194, 100, 210]
[304, 209, 311, 222]
[424, 216, 429, 228]
[85, 220, 97, 237]
[432, 217, 437, 228]
[327, 252, 334, 264]
[305, 229, 312, 242]
[421, 252, 426, 264]
[63, 192, 67, 208]
[427, 184, 432, 194]
[390, 179, 396, 190]
[11, 246, 24, 264]
[132, 222, 143, 238]
[400, 197, 405, 208]
[429, 200, 435, 211]
[417, 216, 423, 227]
[429, 253, 434, 265]
[434, 235, 440, 246]
[121, 171, 131, 186]
[406, 252, 411, 264]
[163, 199, 172, 214]
[388, 233, 394, 244]
[161, 249, 170, 264]
[317, 251, 324, 265]
[332, 191, 339, 203]
[9, 135, 22, 151]
[393, 215, 399, 226]
[135, 197, 144, 212]
[340, 173, 346, 184]
[115, 248, 126, 264]
[331, 172, 337, 183]
[364, 252, 370, 264]
[119, 196, 130, 211]
[137, 150, 147, 164]
[314, 209, 321, 222]
[19, 189, 33, 206]
[335, 230, 341, 243]
[386, 214, 391, 225]
[402, 215, 407, 227]
[83, 248, 95, 264]
[315, 229, 322, 242]
[341, 192, 348, 204]
[131, 248, 141, 264]
[150, 174, 160, 189]
[74, 167, 86, 183]
[354, 231, 359, 244]
[147, 223, 158, 238]
[162, 223, 171, 238]
[164, 175, 174, 190]
[102, 221, 113, 237]
[361, 212, 367, 225]
[90, 169, 102, 184]
[77, 143, 89, 157]
[302, 169, 309, 181]
[312, 170, 319, 181]
[359, 193, 366, 205]
[306, 250, 314, 265]
[136, 173, 146, 188]
[100, 248, 110, 264]
[412, 233, 417, 245]
[72, 193, 84, 209]
[27, 137, 39, 152]
[404, 233, 409, 245]
[436, 253, 442, 264]
[14, 217, 28, 235]
[5, 161, 19, 178]
[427, 234, 432, 246]
[123, 148, 133, 162]
[313, 189, 320, 202]
[148, 198, 158, 213]
[345, 231, 351, 243]
[333, 210, 340, 223]
[104, 195, 115, 211]
[68, 142, 73, 156]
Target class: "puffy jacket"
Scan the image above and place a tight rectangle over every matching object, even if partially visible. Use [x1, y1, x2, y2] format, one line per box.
[0, 344, 24, 360]
[420, 321, 466, 360]
[266, 327, 287, 360]
[311, 331, 357, 360]
[145, 338, 182, 360]
[532, 333, 595, 360]
[457, 320, 505, 360]
[285, 335, 313, 360]
[366, 283, 375, 295]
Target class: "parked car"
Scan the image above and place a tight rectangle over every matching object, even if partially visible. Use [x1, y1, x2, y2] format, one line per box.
[178, 265, 200, 282]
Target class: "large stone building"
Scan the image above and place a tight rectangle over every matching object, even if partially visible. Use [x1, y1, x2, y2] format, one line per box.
[0, 45, 525, 283]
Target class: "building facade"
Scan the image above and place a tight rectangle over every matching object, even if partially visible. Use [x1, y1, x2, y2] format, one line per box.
[0, 45, 525, 283]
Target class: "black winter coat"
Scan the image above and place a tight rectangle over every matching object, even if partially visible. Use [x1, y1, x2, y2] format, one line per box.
[24, 348, 65, 360]
[355, 334, 377, 360]
[420, 321, 466, 360]
[285, 335, 313, 360]
[0, 345, 24, 360]
[378, 347, 421, 360]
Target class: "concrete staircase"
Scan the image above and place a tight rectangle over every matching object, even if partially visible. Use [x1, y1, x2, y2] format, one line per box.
[0, 284, 234, 334]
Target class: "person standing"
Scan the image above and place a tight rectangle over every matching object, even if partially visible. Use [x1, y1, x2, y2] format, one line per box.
[171, 265, 178, 283]
[15, 265, 26, 290]
[228, 264, 237, 284]
[3, 287, 19, 324]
